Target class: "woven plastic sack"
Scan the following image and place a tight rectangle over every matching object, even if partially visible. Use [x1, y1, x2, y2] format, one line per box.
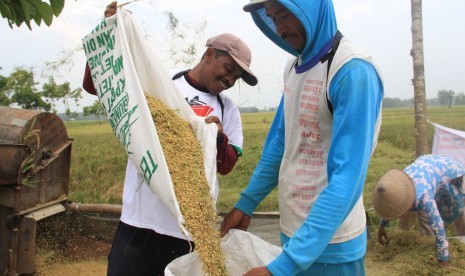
[165, 229, 282, 276]
[81, 8, 218, 236]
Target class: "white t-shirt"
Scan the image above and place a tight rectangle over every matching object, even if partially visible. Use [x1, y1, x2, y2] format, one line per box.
[120, 73, 243, 240]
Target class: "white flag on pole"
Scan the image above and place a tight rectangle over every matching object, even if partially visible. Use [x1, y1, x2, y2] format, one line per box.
[431, 123, 465, 167]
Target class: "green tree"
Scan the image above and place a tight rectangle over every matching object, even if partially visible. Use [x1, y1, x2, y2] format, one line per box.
[83, 100, 106, 123]
[0, 0, 65, 30]
[0, 74, 9, 106]
[64, 108, 79, 121]
[5, 68, 50, 110]
[42, 76, 82, 113]
[238, 106, 260, 113]
[455, 92, 465, 106]
[382, 97, 414, 108]
[437, 89, 455, 107]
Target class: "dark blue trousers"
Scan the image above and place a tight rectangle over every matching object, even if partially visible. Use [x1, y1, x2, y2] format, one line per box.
[107, 221, 194, 276]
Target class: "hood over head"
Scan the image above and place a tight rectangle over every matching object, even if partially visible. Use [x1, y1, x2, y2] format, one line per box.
[243, 0, 337, 64]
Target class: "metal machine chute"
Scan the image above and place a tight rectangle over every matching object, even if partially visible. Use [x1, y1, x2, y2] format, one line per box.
[0, 106, 73, 275]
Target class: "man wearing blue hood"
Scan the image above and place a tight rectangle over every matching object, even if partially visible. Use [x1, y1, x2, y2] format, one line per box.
[220, 0, 383, 275]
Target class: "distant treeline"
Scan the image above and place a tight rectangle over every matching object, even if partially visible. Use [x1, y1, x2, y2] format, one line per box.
[384, 97, 464, 108]
[57, 93, 465, 120]
[384, 90, 465, 108]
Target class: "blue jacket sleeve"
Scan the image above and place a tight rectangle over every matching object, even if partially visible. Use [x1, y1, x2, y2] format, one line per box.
[234, 96, 285, 216]
[418, 191, 450, 261]
[268, 59, 383, 275]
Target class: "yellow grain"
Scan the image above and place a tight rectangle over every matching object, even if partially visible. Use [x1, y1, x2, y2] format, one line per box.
[145, 94, 228, 276]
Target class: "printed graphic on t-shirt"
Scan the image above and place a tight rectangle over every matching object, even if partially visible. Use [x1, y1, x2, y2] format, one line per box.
[286, 77, 325, 215]
[185, 96, 214, 117]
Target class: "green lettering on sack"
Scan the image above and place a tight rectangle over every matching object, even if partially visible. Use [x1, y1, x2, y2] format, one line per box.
[93, 19, 108, 33]
[101, 55, 112, 75]
[96, 30, 114, 51]
[112, 55, 123, 75]
[83, 38, 97, 55]
[119, 105, 138, 149]
[108, 95, 128, 129]
[140, 150, 158, 182]
[88, 50, 107, 70]
[106, 78, 125, 112]
[117, 120, 129, 147]
[98, 75, 113, 97]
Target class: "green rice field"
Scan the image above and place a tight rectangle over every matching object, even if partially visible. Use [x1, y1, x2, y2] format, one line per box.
[66, 106, 465, 215]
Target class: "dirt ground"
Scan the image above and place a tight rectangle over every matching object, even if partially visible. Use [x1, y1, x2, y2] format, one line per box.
[30, 213, 465, 276]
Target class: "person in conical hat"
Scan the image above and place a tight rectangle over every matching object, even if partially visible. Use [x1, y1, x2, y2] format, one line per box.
[372, 168, 416, 220]
[372, 155, 465, 268]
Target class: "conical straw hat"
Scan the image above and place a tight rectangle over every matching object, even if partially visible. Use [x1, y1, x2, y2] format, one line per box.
[372, 169, 415, 219]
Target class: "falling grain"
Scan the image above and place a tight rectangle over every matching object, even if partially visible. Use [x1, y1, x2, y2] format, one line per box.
[145, 94, 228, 276]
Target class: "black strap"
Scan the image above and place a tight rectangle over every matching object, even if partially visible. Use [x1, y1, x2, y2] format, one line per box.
[171, 70, 224, 118]
[171, 69, 191, 81]
[320, 31, 343, 115]
[217, 94, 225, 119]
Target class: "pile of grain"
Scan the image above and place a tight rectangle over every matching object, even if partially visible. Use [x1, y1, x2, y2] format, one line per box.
[145, 94, 228, 276]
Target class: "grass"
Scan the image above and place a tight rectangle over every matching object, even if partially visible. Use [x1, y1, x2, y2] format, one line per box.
[57, 106, 465, 274]
[64, 105, 465, 226]
[365, 228, 465, 275]
[66, 121, 127, 204]
[66, 106, 465, 213]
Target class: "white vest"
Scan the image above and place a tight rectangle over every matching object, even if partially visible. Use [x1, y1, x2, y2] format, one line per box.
[279, 38, 381, 243]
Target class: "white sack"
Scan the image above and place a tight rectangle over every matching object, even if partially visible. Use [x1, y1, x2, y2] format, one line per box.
[165, 229, 282, 276]
[81, 8, 218, 234]
[432, 123, 465, 167]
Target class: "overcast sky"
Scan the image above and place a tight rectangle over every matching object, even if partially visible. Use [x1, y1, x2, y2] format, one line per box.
[1, 0, 464, 113]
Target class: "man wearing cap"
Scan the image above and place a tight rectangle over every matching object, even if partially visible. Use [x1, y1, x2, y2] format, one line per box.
[82, 2, 258, 275]
[220, 0, 383, 275]
[372, 155, 465, 268]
